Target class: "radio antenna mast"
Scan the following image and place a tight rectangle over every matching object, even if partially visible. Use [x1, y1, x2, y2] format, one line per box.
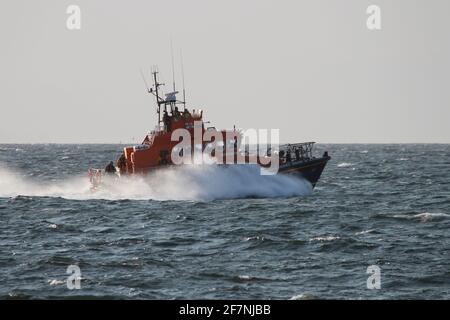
[180, 49, 186, 110]
[170, 39, 176, 92]
[140, 68, 151, 93]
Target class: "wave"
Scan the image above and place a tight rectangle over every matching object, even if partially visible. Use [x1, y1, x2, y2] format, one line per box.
[289, 293, 318, 300]
[337, 162, 353, 168]
[354, 229, 375, 235]
[0, 164, 312, 201]
[393, 212, 450, 222]
[309, 236, 340, 242]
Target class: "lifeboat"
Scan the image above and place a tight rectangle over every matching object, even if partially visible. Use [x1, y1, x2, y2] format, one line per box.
[88, 69, 330, 190]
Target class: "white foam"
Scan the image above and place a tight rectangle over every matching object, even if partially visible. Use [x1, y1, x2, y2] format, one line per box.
[393, 212, 450, 222]
[0, 164, 312, 201]
[337, 162, 353, 168]
[309, 236, 340, 242]
[48, 279, 65, 286]
[289, 293, 316, 300]
[412, 212, 450, 222]
[355, 229, 375, 235]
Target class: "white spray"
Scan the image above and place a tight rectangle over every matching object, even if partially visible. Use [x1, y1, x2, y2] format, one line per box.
[0, 164, 312, 201]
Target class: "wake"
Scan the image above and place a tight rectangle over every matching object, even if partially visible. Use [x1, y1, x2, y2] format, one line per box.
[0, 164, 312, 201]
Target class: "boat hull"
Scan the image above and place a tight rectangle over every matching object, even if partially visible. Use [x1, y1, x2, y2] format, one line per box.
[278, 156, 330, 188]
[89, 156, 330, 193]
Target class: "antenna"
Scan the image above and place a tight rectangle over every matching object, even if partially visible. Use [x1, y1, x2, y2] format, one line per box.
[180, 49, 186, 110]
[140, 68, 152, 93]
[170, 39, 176, 92]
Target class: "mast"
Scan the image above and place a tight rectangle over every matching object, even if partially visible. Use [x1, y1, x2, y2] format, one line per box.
[152, 69, 164, 125]
[171, 39, 176, 92]
[145, 62, 187, 130]
[180, 49, 186, 111]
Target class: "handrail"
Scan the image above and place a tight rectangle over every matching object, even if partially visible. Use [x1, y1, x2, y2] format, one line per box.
[278, 142, 316, 163]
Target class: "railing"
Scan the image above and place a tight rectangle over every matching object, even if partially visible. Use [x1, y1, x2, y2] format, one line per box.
[150, 125, 165, 136]
[278, 142, 316, 163]
[88, 168, 103, 189]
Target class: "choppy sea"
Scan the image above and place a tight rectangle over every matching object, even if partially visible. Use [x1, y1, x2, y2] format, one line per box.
[0, 144, 449, 299]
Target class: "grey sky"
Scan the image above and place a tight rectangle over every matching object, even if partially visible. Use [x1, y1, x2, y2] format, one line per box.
[1, 0, 449, 143]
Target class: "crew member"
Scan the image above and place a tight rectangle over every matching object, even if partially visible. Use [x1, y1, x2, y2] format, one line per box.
[116, 154, 126, 174]
[105, 161, 116, 174]
[174, 106, 181, 119]
[183, 108, 191, 119]
[295, 148, 300, 161]
[163, 110, 171, 131]
[286, 150, 292, 163]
